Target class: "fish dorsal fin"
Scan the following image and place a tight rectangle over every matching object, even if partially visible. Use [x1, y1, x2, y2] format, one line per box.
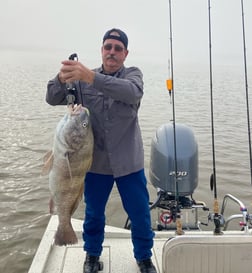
[42, 150, 54, 175]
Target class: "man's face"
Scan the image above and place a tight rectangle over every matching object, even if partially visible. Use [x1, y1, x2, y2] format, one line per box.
[101, 39, 128, 74]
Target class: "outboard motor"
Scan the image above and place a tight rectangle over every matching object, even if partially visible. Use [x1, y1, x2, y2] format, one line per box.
[149, 123, 205, 230]
[149, 123, 198, 196]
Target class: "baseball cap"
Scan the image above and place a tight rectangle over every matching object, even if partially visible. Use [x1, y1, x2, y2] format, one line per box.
[103, 28, 128, 49]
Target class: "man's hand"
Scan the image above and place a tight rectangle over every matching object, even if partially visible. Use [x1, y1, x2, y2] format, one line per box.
[60, 60, 95, 84]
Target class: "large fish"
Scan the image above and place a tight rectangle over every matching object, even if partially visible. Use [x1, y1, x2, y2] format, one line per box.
[43, 104, 93, 246]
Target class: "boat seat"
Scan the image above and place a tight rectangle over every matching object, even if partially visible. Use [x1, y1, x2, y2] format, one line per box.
[162, 235, 252, 273]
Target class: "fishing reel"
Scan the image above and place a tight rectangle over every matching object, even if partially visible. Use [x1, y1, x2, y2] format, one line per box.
[207, 212, 225, 234]
[66, 53, 78, 107]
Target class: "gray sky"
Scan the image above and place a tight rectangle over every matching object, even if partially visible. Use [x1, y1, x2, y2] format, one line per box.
[0, 0, 251, 66]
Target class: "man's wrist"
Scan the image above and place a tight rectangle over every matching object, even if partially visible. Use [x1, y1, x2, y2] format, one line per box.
[58, 72, 65, 84]
[83, 70, 95, 84]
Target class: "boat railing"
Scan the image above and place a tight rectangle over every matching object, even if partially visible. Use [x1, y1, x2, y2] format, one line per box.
[220, 193, 250, 232]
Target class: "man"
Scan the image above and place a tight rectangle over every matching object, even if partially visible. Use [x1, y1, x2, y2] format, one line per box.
[46, 28, 156, 273]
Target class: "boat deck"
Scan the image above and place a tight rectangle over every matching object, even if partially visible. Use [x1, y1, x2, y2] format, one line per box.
[28, 216, 252, 273]
[29, 216, 166, 273]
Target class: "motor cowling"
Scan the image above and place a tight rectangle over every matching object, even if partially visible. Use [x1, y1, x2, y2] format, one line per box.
[149, 123, 198, 196]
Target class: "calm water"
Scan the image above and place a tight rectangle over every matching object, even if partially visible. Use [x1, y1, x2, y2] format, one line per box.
[1, 49, 252, 273]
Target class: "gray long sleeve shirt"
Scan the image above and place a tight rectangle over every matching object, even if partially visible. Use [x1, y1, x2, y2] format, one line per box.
[46, 65, 145, 178]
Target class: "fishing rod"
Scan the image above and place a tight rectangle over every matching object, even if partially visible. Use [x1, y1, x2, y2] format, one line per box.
[207, 0, 223, 235]
[207, 0, 217, 199]
[240, 0, 252, 185]
[167, 0, 183, 235]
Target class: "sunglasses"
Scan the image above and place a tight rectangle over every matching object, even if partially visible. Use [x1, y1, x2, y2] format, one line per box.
[103, 44, 124, 52]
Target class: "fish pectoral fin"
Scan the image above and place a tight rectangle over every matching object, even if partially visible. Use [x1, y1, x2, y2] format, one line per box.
[42, 150, 54, 175]
[49, 197, 55, 214]
[65, 152, 73, 181]
[70, 184, 84, 215]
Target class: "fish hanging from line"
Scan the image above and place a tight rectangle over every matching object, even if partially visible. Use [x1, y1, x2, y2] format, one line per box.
[43, 104, 94, 246]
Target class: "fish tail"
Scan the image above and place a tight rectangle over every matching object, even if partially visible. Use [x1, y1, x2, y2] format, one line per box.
[54, 223, 78, 246]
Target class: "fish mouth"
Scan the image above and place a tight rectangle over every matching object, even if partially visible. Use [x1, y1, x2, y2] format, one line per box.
[68, 104, 90, 116]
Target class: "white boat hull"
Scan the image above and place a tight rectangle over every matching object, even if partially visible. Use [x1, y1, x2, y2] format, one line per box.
[28, 215, 252, 273]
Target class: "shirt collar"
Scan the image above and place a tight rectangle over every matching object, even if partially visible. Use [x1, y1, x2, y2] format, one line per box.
[98, 65, 124, 77]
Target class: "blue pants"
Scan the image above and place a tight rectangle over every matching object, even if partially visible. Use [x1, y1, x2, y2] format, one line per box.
[82, 169, 155, 261]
